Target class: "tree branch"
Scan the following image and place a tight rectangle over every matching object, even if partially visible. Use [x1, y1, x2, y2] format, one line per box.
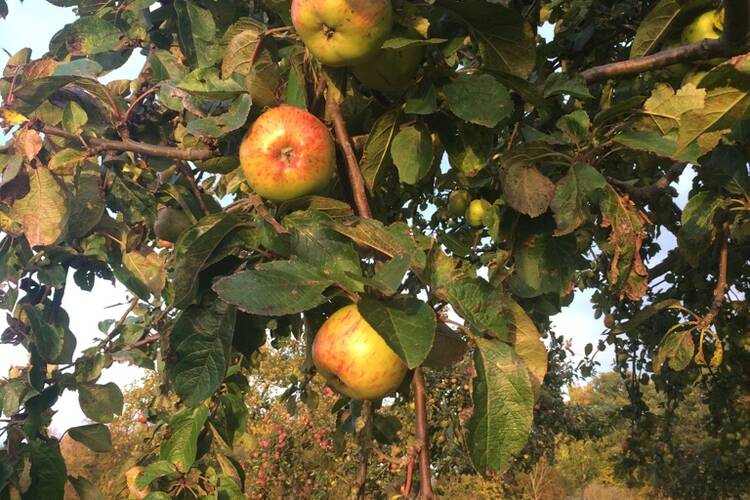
[178, 161, 210, 216]
[582, 39, 728, 83]
[412, 368, 434, 499]
[355, 400, 373, 499]
[701, 222, 730, 327]
[609, 163, 687, 201]
[36, 123, 219, 161]
[325, 86, 373, 219]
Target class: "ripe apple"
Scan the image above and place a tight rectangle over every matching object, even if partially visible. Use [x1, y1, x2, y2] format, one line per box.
[312, 304, 407, 400]
[448, 190, 471, 217]
[154, 206, 192, 243]
[466, 199, 491, 228]
[682, 10, 722, 43]
[125, 466, 150, 500]
[291, 0, 393, 67]
[239, 105, 336, 202]
[351, 34, 424, 92]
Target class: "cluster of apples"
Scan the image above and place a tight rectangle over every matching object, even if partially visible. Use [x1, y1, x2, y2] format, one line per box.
[448, 189, 492, 229]
[239, 1, 413, 402]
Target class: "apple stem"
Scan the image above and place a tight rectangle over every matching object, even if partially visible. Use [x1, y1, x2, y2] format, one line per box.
[413, 367, 435, 498]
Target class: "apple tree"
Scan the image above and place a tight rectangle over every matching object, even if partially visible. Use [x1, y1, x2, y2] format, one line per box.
[0, 0, 749, 498]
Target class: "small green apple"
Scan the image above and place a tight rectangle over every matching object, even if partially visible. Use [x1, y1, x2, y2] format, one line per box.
[466, 199, 491, 228]
[351, 34, 424, 92]
[682, 10, 722, 43]
[447, 190, 470, 217]
[313, 304, 407, 400]
[240, 105, 336, 202]
[154, 206, 192, 244]
[291, 0, 393, 67]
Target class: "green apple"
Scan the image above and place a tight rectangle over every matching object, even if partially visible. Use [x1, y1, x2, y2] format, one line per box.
[447, 190, 470, 217]
[291, 0, 393, 67]
[466, 199, 491, 228]
[154, 206, 192, 243]
[312, 304, 407, 400]
[681, 10, 722, 43]
[351, 35, 424, 92]
[240, 105, 336, 202]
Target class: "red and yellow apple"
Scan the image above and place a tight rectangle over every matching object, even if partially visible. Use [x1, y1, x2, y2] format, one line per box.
[351, 34, 424, 92]
[291, 0, 393, 67]
[466, 198, 491, 228]
[312, 304, 407, 400]
[447, 190, 471, 217]
[239, 105, 336, 202]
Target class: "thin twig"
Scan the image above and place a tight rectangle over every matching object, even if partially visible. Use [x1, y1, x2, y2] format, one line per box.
[412, 368, 434, 499]
[178, 162, 210, 216]
[609, 163, 687, 201]
[36, 123, 218, 161]
[122, 86, 158, 125]
[101, 297, 140, 349]
[355, 400, 373, 499]
[247, 196, 287, 234]
[125, 334, 161, 351]
[325, 84, 373, 218]
[701, 222, 730, 327]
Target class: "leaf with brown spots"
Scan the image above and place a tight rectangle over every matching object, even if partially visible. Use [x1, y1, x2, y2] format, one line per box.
[11, 166, 69, 247]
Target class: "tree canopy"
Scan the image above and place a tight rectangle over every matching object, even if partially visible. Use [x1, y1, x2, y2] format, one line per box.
[0, 0, 748, 498]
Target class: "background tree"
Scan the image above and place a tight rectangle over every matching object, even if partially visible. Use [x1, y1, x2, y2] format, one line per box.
[0, 0, 748, 498]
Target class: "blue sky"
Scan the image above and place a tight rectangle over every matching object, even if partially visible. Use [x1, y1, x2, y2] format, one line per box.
[0, 1, 694, 432]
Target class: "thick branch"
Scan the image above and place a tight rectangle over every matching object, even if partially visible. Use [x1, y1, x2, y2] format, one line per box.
[325, 89, 373, 218]
[609, 163, 687, 201]
[702, 222, 730, 327]
[37, 123, 219, 161]
[412, 368, 434, 499]
[582, 39, 729, 83]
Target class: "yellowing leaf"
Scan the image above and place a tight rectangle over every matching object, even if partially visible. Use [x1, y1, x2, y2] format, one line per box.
[642, 83, 705, 135]
[11, 166, 69, 247]
[0, 108, 28, 126]
[123, 248, 167, 298]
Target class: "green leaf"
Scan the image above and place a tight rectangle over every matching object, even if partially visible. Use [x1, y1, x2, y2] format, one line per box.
[221, 23, 264, 77]
[62, 101, 88, 134]
[67, 163, 105, 239]
[611, 299, 683, 334]
[404, 83, 438, 115]
[186, 94, 252, 138]
[361, 108, 401, 191]
[135, 460, 177, 490]
[123, 249, 166, 299]
[284, 210, 364, 292]
[11, 167, 69, 247]
[68, 476, 105, 500]
[168, 292, 236, 407]
[509, 230, 577, 299]
[48, 148, 88, 176]
[175, 0, 219, 68]
[25, 440, 67, 500]
[467, 337, 534, 474]
[436, 120, 493, 177]
[67, 423, 113, 453]
[7, 75, 79, 115]
[614, 129, 700, 163]
[543, 73, 593, 99]
[160, 405, 209, 472]
[391, 125, 434, 185]
[443, 74, 512, 128]
[78, 382, 123, 423]
[333, 218, 425, 270]
[382, 37, 447, 49]
[655, 326, 695, 374]
[678, 192, 724, 266]
[439, 0, 536, 78]
[630, 0, 681, 59]
[66, 17, 122, 55]
[556, 110, 590, 143]
[358, 296, 436, 369]
[173, 213, 245, 309]
[22, 305, 64, 362]
[355, 254, 411, 296]
[501, 163, 555, 218]
[213, 260, 333, 316]
[106, 173, 156, 225]
[178, 67, 245, 99]
[550, 163, 607, 235]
